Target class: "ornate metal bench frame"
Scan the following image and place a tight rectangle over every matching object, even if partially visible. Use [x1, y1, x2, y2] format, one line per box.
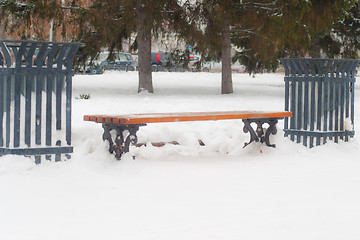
[101, 117, 280, 160]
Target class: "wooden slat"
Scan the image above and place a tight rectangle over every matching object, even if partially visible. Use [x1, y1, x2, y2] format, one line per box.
[323, 79, 329, 133]
[0, 71, 3, 147]
[345, 81, 350, 142]
[290, 78, 296, 141]
[84, 111, 292, 125]
[5, 75, 11, 147]
[339, 81, 345, 141]
[56, 75, 63, 130]
[297, 80, 302, 144]
[66, 75, 72, 145]
[316, 79, 323, 146]
[14, 74, 21, 147]
[284, 77, 290, 134]
[25, 74, 32, 146]
[35, 75, 43, 145]
[309, 80, 316, 148]
[334, 81, 339, 143]
[46, 75, 52, 147]
[303, 78, 309, 147]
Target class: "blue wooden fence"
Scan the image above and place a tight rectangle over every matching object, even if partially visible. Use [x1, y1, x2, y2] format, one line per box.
[0, 40, 83, 163]
[280, 58, 359, 147]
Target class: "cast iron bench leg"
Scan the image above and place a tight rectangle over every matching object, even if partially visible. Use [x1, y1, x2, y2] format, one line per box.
[102, 118, 279, 160]
[102, 123, 146, 159]
[242, 118, 279, 148]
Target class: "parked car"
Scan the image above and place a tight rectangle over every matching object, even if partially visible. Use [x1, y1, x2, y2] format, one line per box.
[189, 55, 201, 71]
[151, 52, 203, 72]
[132, 54, 138, 70]
[86, 51, 135, 74]
[231, 61, 246, 73]
[202, 61, 222, 72]
[151, 52, 179, 71]
[201, 60, 246, 73]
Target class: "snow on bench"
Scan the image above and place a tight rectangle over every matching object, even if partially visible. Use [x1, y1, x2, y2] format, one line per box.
[84, 111, 292, 159]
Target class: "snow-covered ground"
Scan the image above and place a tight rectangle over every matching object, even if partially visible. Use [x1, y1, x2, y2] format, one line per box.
[1, 71, 360, 240]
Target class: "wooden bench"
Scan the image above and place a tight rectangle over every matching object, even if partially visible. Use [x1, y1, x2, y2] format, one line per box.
[84, 111, 292, 159]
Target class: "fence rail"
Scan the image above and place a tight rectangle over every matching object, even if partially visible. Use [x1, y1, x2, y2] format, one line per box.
[280, 58, 359, 147]
[0, 40, 83, 163]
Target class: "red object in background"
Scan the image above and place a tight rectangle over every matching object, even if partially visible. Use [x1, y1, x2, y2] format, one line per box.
[156, 52, 160, 62]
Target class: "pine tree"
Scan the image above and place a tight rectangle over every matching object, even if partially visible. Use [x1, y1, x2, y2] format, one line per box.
[1, 0, 194, 93]
[133, 0, 195, 93]
[250, 0, 356, 61]
[318, 1, 360, 58]
[75, 0, 193, 93]
[193, 0, 288, 93]
[0, 0, 86, 41]
[288, 0, 356, 58]
[74, 0, 135, 71]
[190, 0, 355, 93]
[1, 0, 356, 94]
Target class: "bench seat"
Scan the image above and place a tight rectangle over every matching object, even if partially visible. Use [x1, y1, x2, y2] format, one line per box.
[84, 111, 292, 124]
[84, 111, 292, 159]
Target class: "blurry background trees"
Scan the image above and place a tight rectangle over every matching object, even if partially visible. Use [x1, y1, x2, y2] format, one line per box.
[0, 0, 358, 94]
[318, 1, 360, 58]
[228, 0, 357, 72]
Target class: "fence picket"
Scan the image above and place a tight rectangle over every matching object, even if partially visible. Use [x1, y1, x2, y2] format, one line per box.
[280, 58, 359, 147]
[5, 75, 11, 148]
[25, 75, 32, 147]
[0, 72, 3, 147]
[0, 40, 83, 163]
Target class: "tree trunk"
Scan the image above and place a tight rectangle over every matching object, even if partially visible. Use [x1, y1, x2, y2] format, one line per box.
[221, 19, 233, 94]
[136, 0, 153, 93]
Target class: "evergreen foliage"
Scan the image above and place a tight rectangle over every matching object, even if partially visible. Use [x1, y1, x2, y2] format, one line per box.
[190, 0, 356, 73]
[319, 1, 360, 58]
[217, 0, 355, 73]
[0, 0, 357, 94]
[0, 0, 79, 40]
[0, 0, 194, 93]
[74, 0, 195, 93]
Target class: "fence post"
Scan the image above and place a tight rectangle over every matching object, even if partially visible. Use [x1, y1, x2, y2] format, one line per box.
[0, 40, 83, 163]
[280, 58, 359, 147]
